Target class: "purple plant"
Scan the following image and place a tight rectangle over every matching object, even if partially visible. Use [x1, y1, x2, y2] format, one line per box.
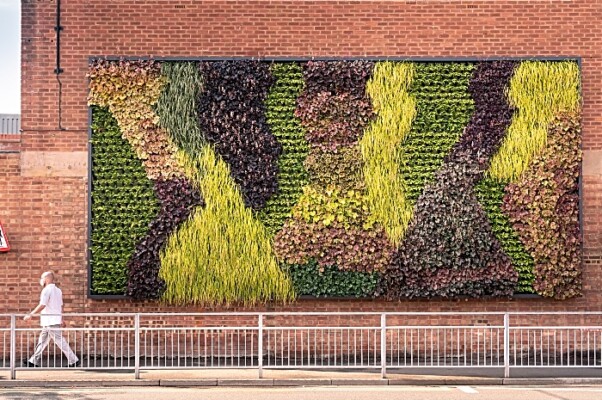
[197, 61, 281, 210]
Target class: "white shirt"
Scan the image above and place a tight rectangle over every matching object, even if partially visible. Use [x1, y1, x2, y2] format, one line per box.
[39, 283, 63, 326]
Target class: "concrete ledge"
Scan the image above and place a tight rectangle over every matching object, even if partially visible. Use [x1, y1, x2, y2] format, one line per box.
[160, 379, 218, 386]
[274, 379, 332, 386]
[444, 378, 504, 385]
[4, 376, 602, 388]
[332, 379, 388, 386]
[102, 380, 160, 387]
[389, 379, 443, 385]
[217, 379, 275, 386]
[503, 378, 602, 385]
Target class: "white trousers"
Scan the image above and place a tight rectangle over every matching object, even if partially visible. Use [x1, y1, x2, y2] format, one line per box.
[28, 324, 79, 366]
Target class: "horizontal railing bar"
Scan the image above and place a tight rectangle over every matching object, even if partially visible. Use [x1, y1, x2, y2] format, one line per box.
[15, 328, 135, 332]
[139, 327, 259, 331]
[387, 325, 504, 329]
[510, 326, 602, 330]
[264, 326, 379, 331]
[386, 365, 503, 369]
[0, 312, 509, 317]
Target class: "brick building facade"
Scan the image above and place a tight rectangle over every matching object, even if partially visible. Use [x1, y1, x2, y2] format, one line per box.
[1, 0, 601, 319]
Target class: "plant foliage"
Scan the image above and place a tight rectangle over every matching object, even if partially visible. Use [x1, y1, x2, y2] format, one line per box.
[88, 60, 185, 179]
[381, 61, 519, 299]
[503, 113, 582, 299]
[286, 261, 380, 298]
[197, 61, 281, 210]
[361, 62, 416, 245]
[488, 61, 580, 181]
[400, 62, 475, 202]
[90, 106, 159, 295]
[258, 63, 309, 235]
[126, 177, 203, 299]
[155, 62, 205, 157]
[159, 146, 295, 305]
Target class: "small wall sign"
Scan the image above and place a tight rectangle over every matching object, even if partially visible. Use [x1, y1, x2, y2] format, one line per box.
[0, 220, 10, 252]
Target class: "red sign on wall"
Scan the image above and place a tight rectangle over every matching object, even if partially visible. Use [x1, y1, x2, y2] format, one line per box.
[0, 220, 10, 252]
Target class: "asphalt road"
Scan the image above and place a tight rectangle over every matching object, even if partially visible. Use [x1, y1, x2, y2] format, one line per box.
[3, 386, 602, 400]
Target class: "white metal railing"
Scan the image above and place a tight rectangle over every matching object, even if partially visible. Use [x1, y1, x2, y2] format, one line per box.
[2, 312, 602, 380]
[0, 114, 20, 134]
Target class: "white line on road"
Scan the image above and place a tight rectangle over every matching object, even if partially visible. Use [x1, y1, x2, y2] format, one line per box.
[457, 386, 479, 394]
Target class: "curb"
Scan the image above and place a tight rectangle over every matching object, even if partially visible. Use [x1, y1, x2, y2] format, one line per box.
[2, 377, 602, 388]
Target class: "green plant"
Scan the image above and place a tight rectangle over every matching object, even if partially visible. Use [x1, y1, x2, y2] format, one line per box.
[361, 61, 416, 245]
[488, 61, 580, 181]
[90, 106, 159, 295]
[258, 63, 309, 235]
[475, 179, 535, 293]
[400, 62, 475, 202]
[286, 261, 380, 298]
[159, 146, 294, 305]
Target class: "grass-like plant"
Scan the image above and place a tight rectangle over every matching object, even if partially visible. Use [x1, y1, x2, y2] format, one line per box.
[361, 62, 416, 246]
[159, 146, 295, 305]
[488, 61, 580, 181]
[155, 62, 205, 157]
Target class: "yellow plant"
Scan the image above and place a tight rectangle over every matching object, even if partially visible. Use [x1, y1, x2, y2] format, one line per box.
[488, 61, 580, 181]
[292, 185, 375, 230]
[159, 146, 295, 305]
[360, 61, 416, 245]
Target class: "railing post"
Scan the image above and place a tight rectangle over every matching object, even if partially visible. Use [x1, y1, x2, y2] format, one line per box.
[380, 313, 387, 379]
[258, 314, 263, 379]
[504, 313, 510, 379]
[10, 315, 16, 380]
[134, 313, 140, 379]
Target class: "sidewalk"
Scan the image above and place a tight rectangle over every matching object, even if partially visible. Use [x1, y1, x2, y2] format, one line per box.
[2, 368, 602, 387]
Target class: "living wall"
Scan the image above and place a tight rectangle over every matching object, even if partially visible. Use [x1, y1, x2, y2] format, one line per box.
[88, 59, 582, 304]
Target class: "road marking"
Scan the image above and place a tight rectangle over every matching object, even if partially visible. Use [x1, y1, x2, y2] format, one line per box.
[457, 386, 479, 394]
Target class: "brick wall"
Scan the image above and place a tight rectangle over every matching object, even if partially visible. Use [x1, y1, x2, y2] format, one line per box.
[1, 0, 601, 318]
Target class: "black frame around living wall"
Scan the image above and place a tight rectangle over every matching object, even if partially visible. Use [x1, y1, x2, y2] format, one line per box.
[86, 56, 583, 300]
